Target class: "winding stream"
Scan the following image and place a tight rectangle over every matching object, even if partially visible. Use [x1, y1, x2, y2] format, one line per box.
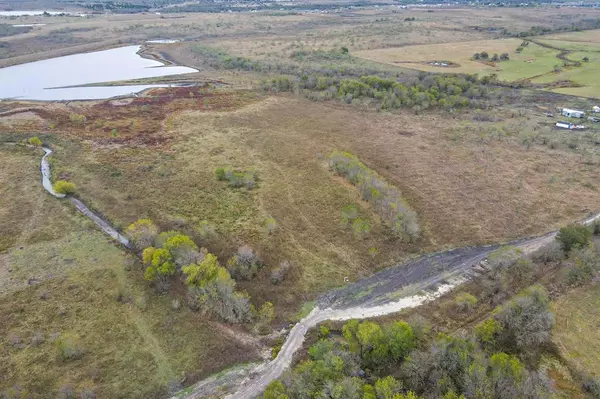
[41, 147, 130, 247]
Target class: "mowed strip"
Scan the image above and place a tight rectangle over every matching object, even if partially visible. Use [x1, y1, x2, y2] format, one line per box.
[354, 38, 524, 75]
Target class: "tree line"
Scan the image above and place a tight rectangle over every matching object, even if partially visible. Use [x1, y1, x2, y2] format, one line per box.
[263, 73, 490, 112]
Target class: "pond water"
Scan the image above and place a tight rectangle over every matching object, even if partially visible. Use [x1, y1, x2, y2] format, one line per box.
[0, 10, 68, 16]
[146, 39, 180, 44]
[0, 45, 197, 101]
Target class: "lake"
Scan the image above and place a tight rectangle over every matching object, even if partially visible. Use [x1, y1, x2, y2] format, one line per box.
[0, 45, 198, 101]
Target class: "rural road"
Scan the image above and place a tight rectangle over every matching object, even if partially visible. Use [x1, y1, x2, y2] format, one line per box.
[36, 145, 600, 399]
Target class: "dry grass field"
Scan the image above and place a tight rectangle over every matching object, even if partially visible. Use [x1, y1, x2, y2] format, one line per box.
[4, 5, 600, 396]
[6, 89, 598, 307]
[0, 145, 261, 397]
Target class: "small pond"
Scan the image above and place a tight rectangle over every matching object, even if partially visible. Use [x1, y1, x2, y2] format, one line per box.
[0, 45, 197, 101]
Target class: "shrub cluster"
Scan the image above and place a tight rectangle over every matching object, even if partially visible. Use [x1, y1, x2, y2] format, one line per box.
[264, 73, 489, 112]
[215, 167, 258, 189]
[329, 151, 420, 240]
[271, 260, 291, 284]
[266, 297, 551, 399]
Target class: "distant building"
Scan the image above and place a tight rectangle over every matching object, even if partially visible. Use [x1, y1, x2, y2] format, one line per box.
[593, 106, 600, 113]
[562, 108, 585, 118]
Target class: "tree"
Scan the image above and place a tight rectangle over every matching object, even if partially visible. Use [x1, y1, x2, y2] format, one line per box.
[489, 353, 526, 399]
[556, 224, 592, 253]
[374, 376, 402, 399]
[356, 321, 388, 367]
[53, 180, 76, 195]
[227, 245, 263, 280]
[493, 285, 554, 354]
[183, 252, 252, 323]
[309, 339, 335, 361]
[256, 301, 275, 334]
[475, 318, 501, 349]
[182, 252, 227, 287]
[385, 321, 415, 362]
[491, 54, 499, 62]
[583, 56, 590, 62]
[472, 53, 481, 60]
[500, 53, 510, 61]
[480, 52, 489, 59]
[142, 247, 176, 290]
[125, 218, 158, 249]
[162, 232, 201, 267]
[263, 380, 289, 399]
[342, 319, 361, 354]
[363, 384, 376, 399]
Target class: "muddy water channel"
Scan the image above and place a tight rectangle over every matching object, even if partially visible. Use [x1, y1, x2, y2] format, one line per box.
[0, 45, 197, 101]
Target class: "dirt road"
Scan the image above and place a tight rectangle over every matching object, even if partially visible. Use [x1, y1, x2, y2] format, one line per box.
[181, 214, 600, 399]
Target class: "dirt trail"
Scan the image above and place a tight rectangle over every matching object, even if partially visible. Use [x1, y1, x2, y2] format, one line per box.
[41, 147, 130, 247]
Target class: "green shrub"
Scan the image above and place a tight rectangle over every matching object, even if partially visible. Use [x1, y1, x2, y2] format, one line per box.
[53, 180, 76, 195]
[454, 292, 477, 313]
[487, 246, 522, 270]
[340, 204, 359, 226]
[69, 113, 86, 125]
[264, 217, 279, 234]
[27, 136, 42, 146]
[215, 167, 227, 181]
[55, 334, 84, 362]
[556, 224, 592, 253]
[566, 246, 599, 286]
[352, 217, 371, 239]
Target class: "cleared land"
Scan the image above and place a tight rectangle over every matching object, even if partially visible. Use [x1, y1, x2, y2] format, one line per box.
[533, 30, 600, 97]
[354, 39, 565, 82]
[354, 38, 526, 75]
